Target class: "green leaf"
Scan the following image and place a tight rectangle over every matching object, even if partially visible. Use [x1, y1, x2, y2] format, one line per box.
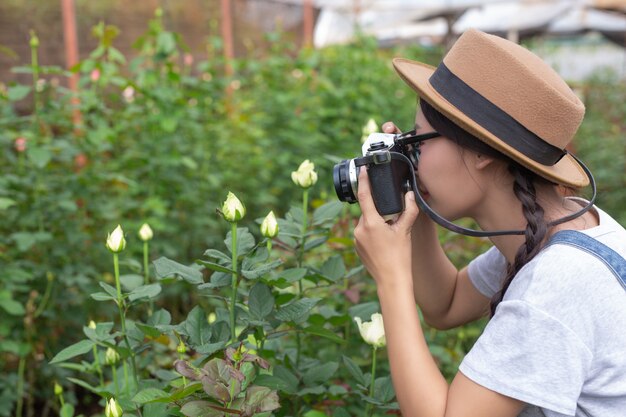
[224, 227, 255, 256]
[332, 407, 352, 417]
[277, 268, 307, 283]
[0, 296, 25, 316]
[182, 306, 212, 347]
[304, 411, 330, 417]
[120, 274, 144, 291]
[28, 147, 52, 168]
[132, 388, 169, 404]
[49, 340, 94, 364]
[298, 385, 326, 395]
[180, 401, 216, 417]
[301, 326, 344, 344]
[275, 297, 320, 323]
[11, 232, 52, 252]
[169, 382, 203, 400]
[320, 256, 346, 282]
[342, 355, 367, 386]
[248, 283, 274, 320]
[65, 377, 107, 397]
[241, 259, 282, 280]
[203, 249, 231, 264]
[99, 282, 118, 298]
[254, 374, 296, 394]
[303, 361, 338, 386]
[374, 376, 396, 402]
[196, 260, 235, 274]
[153, 257, 203, 284]
[197, 271, 230, 289]
[60, 403, 75, 417]
[0, 197, 16, 210]
[148, 309, 171, 326]
[128, 283, 161, 301]
[7, 85, 31, 101]
[312, 201, 342, 225]
[136, 323, 162, 339]
[304, 237, 328, 251]
[91, 292, 116, 302]
[349, 301, 380, 322]
[195, 341, 227, 356]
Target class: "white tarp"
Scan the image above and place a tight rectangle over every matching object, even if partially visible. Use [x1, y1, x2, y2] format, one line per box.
[311, 0, 626, 47]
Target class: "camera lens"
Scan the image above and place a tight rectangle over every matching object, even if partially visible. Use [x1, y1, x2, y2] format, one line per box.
[333, 159, 358, 203]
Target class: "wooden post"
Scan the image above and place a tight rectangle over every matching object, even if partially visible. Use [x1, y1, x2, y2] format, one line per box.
[303, 0, 314, 48]
[60, 0, 82, 127]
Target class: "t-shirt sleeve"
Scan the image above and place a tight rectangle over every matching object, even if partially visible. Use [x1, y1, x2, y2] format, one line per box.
[467, 246, 508, 298]
[459, 300, 593, 416]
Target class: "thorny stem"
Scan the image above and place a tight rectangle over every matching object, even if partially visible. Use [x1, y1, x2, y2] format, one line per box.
[113, 253, 139, 391]
[229, 222, 238, 343]
[143, 241, 153, 315]
[366, 346, 378, 417]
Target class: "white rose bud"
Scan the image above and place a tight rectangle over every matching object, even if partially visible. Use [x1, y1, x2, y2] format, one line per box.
[221, 192, 246, 223]
[260, 211, 279, 238]
[354, 313, 386, 348]
[138, 223, 153, 241]
[105, 347, 120, 366]
[361, 118, 379, 143]
[291, 159, 318, 189]
[105, 225, 126, 253]
[88, 320, 97, 329]
[105, 398, 123, 417]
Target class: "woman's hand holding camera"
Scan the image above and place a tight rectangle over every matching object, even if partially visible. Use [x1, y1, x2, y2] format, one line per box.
[353, 167, 419, 292]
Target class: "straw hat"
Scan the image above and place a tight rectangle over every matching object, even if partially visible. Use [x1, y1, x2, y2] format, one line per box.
[393, 29, 588, 187]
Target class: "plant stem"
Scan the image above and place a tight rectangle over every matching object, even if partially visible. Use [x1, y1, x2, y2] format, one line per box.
[295, 189, 308, 370]
[16, 355, 25, 417]
[143, 241, 153, 315]
[113, 253, 138, 391]
[93, 345, 104, 388]
[366, 346, 378, 417]
[297, 189, 309, 267]
[229, 222, 238, 343]
[112, 365, 119, 398]
[30, 31, 40, 115]
[34, 272, 54, 318]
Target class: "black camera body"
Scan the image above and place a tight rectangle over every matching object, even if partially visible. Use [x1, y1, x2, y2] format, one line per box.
[333, 132, 413, 220]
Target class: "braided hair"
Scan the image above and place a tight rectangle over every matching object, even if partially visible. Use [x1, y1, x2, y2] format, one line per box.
[419, 99, 550, 316]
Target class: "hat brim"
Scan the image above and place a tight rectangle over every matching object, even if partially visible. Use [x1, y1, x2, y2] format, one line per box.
[392, 58, 589, 188]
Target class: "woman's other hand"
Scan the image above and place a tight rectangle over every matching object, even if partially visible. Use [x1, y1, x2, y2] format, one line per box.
[382, 121, 402, 135]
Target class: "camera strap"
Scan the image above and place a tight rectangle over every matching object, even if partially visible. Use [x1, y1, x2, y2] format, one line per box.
[391, 152, 597, 237]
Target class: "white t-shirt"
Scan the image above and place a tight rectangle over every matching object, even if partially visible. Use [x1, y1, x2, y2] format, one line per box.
[461, 204, 626, 417]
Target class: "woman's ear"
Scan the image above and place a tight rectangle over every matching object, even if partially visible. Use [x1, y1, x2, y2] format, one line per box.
[474, 153, 495, 170]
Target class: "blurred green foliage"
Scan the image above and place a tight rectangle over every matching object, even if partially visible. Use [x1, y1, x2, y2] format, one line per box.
[0, 9, 624, 416]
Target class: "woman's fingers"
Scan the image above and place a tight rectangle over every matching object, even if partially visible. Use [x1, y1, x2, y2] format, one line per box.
[395, 191, 419, 231]
[356, 168, 380, 223]
[382, 121, 402, 134]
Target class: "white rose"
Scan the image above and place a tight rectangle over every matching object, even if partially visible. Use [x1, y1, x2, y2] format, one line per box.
[354, 313, 386, 348]
[260, 211, 279, 238]
[221, 192, 246, 222]
[291, 159, 318, 189]
[106, 225, 126, 253]
[138, 223, 153, 241]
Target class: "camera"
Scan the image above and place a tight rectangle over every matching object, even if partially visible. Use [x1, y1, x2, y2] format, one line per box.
[333, 132, 418, 219]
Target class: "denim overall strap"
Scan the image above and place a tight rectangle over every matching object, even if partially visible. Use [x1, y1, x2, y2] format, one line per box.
[546, 230, 626, 292]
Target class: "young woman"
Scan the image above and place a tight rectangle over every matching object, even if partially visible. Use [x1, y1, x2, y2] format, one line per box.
[353, 29, 626, 417]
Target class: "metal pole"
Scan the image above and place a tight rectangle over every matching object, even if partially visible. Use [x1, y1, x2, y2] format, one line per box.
[303, 0, 313, 48]
[60, 0, 82, 127]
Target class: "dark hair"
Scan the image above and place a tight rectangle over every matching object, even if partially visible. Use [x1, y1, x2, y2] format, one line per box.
[419, 99, 550, 316]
